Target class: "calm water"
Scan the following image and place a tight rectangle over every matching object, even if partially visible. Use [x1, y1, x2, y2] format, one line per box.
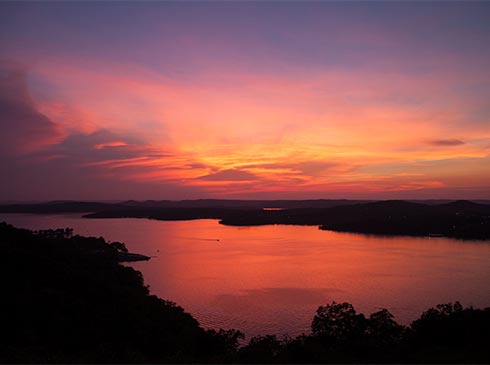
[2, 213, 490, 339]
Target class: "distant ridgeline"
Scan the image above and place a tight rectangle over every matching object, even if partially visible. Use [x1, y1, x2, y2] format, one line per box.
[1, 199, 490, 239]
[1, 222, 490, 363]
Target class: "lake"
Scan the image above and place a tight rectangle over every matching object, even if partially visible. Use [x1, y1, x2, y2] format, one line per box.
[2, 213, 490, 340]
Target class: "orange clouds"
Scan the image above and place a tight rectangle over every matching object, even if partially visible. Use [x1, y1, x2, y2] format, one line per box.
[13, 58, 489, 198]
[93, 141, 128, 149]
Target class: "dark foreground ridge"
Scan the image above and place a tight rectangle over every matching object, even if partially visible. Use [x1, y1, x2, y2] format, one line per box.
[2, 222, 490, 363]
[2, 199, 490, 239]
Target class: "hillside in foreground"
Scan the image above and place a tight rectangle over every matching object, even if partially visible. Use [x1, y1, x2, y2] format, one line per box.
[1, 222, 240, 363]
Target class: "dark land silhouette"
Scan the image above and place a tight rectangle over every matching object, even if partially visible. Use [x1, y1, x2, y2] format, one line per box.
[2, 199, 490, 239]
[2, 222, 490, 363]
[1, 222, 241, 363]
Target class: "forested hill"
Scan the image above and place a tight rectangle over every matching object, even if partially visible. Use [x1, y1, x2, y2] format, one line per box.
[0, 222, 241, 363]
[318, 200, 490, 239]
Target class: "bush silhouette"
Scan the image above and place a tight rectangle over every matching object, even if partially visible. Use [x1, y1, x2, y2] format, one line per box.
[238, 335, 282, 363]
[312, 302, 367, 343]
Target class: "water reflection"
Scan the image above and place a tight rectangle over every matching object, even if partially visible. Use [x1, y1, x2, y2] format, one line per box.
[1, 214, 489, 339]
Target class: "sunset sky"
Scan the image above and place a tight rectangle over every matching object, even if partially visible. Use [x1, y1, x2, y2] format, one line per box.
[1, 2, 490, 201]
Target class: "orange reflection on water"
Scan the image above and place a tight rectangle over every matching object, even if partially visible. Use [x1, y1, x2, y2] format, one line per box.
[127, 220, 490, 338]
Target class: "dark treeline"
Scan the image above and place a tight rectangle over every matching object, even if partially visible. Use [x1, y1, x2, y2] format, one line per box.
[1, 199, 490, 239]
[318, 200, 490, 239]
[1, 222, 490, 363]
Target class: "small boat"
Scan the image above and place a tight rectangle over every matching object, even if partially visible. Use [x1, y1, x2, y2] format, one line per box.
[117, 252, 151, 262]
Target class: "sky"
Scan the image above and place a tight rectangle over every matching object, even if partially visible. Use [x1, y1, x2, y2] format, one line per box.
[1, 1, 490, 201]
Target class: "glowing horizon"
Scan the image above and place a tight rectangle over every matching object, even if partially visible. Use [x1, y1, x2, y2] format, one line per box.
[1, 2, 489, 200]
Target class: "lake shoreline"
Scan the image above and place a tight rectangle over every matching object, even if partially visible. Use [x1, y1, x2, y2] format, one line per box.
[1, 199, 490, 240]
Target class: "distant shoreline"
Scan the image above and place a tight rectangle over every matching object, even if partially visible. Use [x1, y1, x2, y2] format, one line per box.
[1, 199, 489, 240]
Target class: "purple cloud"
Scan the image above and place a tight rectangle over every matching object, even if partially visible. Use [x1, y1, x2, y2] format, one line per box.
[0, 61, 62, 155]
[428, 139, 465, 146]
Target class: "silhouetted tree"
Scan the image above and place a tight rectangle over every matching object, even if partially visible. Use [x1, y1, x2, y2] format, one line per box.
[366, 308, 404, 346]
[109, 241, 128, 253]
[201, 328, 244, 363]
[311, 301, 367, 343]
[239, 335, 282, 363]
[407, 301, 490, 363]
